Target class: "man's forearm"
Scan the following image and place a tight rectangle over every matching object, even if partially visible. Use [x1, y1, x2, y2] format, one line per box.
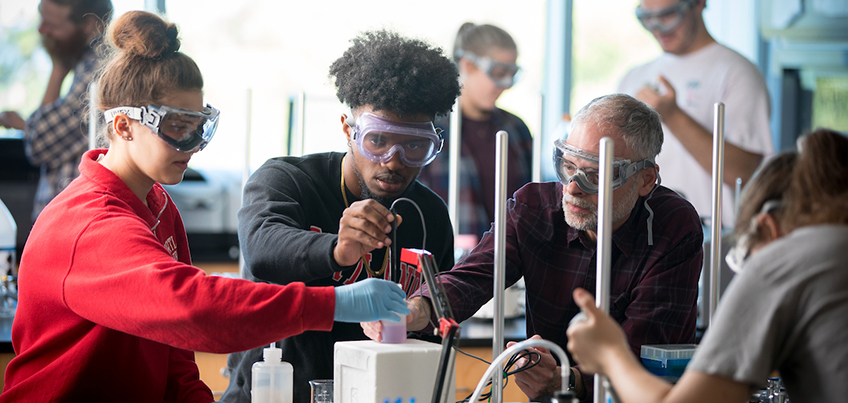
[41, 64, 71, 106]
[662, 108, 762, 187]
[407, 296, 433, 332]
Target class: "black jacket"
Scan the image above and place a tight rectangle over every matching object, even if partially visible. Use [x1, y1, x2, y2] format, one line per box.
[221, 152, 454, 403]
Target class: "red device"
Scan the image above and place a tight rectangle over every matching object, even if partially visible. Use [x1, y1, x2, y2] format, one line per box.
[400, 248, 459, 403]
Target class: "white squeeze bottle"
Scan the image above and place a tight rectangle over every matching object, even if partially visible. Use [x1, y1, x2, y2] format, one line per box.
[251, 342, 293, 403]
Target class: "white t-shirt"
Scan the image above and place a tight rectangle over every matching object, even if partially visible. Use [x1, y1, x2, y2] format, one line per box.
[688, 225, 848, 403]
[618, 42, 773, 227]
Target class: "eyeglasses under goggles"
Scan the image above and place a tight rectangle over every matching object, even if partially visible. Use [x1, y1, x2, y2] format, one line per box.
[348, 112, 443, 168]
[104, 104, 220, 153]
[635, 0, 696, 34]
[456, 50, 521, 89]
[725, 199, 783, 273]
[553, 139, 655, 194]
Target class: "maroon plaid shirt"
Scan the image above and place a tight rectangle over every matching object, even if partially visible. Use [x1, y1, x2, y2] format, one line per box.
[415, 181, 703, 399]
[417, 108, 534, 238]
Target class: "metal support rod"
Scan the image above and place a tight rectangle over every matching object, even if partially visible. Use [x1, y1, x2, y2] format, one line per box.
[735, 177, 742, 217]
[708, 102, 725, 327]
[532, 94, 544, 182]
[291, 91, 306, 157]
[492, 130, 509, 403]
[448, 101, 462, 238]
[88, 82, 98, 150]
[594, 137, 614, 403]
[239, 88, 252, 278]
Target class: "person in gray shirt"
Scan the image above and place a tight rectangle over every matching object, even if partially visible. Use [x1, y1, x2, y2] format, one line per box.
[565, 128, 848, 403]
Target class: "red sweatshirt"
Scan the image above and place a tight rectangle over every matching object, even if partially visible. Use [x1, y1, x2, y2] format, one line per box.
[2, 149, 335, 402]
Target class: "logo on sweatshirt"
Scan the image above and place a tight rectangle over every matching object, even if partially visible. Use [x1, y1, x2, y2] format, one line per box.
[163, 236, 178, 260]
[310, 225, 422, 294]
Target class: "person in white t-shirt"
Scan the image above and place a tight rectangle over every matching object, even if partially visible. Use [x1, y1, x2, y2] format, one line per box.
[618, 0, 772, 227]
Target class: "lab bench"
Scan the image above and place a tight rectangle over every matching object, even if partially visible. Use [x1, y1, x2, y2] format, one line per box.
[0, 262, 530, 401]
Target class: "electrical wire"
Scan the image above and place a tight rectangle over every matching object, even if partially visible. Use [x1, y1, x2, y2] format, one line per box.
[387, 198, 536, 403]
[388, 197, 455, 324]
[454, 347, 542, 403]
[390, 197, 427, 250]
[390, 197, 427, 284]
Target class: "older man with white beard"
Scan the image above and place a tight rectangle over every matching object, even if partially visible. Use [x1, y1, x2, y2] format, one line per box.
[362, 93, 704, 402]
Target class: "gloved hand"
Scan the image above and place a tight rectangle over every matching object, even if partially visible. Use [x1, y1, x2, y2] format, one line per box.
[334, 278, 411, 323]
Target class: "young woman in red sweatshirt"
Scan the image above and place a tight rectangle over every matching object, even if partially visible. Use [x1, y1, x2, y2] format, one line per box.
[2, 11, 408, 402]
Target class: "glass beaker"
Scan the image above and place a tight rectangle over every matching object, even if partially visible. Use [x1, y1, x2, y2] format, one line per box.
[380, 312, 407, 344]
[309, 379, 333, 403]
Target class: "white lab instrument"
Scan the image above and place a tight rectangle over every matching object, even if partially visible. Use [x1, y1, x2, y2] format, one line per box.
[333, 339, 454, 403]
[471, 283, 522, 319]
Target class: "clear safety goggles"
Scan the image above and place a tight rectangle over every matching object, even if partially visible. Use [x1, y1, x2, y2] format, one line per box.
[635, 0, 695, 34]
[553, 139, 655, 194]
[348, 112, 443, 168]
[725, 200, 782, 273]
[104, 104, 220, 153]
[456, 50, 521, 89]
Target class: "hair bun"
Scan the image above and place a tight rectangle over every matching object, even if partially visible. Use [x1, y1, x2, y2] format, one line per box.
[109, 10, 181, 59]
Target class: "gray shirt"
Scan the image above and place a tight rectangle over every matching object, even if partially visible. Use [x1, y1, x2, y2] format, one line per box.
[688, 225, 848, 403]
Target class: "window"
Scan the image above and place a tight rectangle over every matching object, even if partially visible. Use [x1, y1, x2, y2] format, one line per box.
[571, 0, 660, 115]
[167, 1, 546, 172]
[812, 74, 848, 132]
[0, 0, 146, 137]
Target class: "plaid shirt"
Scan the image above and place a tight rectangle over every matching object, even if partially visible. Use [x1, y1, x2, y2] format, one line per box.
[417, 108, 533, 237]
[24, 36, 104, 218]
[415, 182, 703, 399]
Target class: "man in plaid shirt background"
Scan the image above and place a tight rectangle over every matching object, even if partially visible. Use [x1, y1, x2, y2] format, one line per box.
[0, 0, 112, 219]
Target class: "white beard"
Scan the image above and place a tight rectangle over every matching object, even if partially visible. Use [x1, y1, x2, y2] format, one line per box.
[562, 181, 641, 231]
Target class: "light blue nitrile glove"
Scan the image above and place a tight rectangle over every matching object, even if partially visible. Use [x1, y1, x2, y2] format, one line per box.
[333, 278, 411, 323]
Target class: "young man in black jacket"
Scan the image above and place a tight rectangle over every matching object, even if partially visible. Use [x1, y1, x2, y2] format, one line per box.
[221, 30, 462, 403]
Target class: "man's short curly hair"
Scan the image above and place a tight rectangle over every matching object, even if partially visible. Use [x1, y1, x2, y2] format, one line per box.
[329, 30, 461, 119]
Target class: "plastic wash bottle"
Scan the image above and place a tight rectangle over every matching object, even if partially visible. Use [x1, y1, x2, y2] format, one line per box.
[252, 342, 293, 403]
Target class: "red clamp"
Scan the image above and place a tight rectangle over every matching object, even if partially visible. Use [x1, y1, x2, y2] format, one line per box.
[438, 318, 458, 338]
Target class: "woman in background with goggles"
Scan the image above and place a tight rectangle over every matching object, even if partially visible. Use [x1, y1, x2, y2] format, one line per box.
[2, 11, 408, 402]
[566, 128, 848, 403]
[416, 22, 534, 238]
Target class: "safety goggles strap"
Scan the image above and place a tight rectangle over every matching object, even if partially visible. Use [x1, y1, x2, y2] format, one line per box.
[104, 106, 143, 123]
[103, 106, 162, 129]
[620, 159, 656, 180]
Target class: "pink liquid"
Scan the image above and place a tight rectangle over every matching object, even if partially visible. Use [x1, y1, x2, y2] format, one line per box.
[380, 317, 407, 344]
